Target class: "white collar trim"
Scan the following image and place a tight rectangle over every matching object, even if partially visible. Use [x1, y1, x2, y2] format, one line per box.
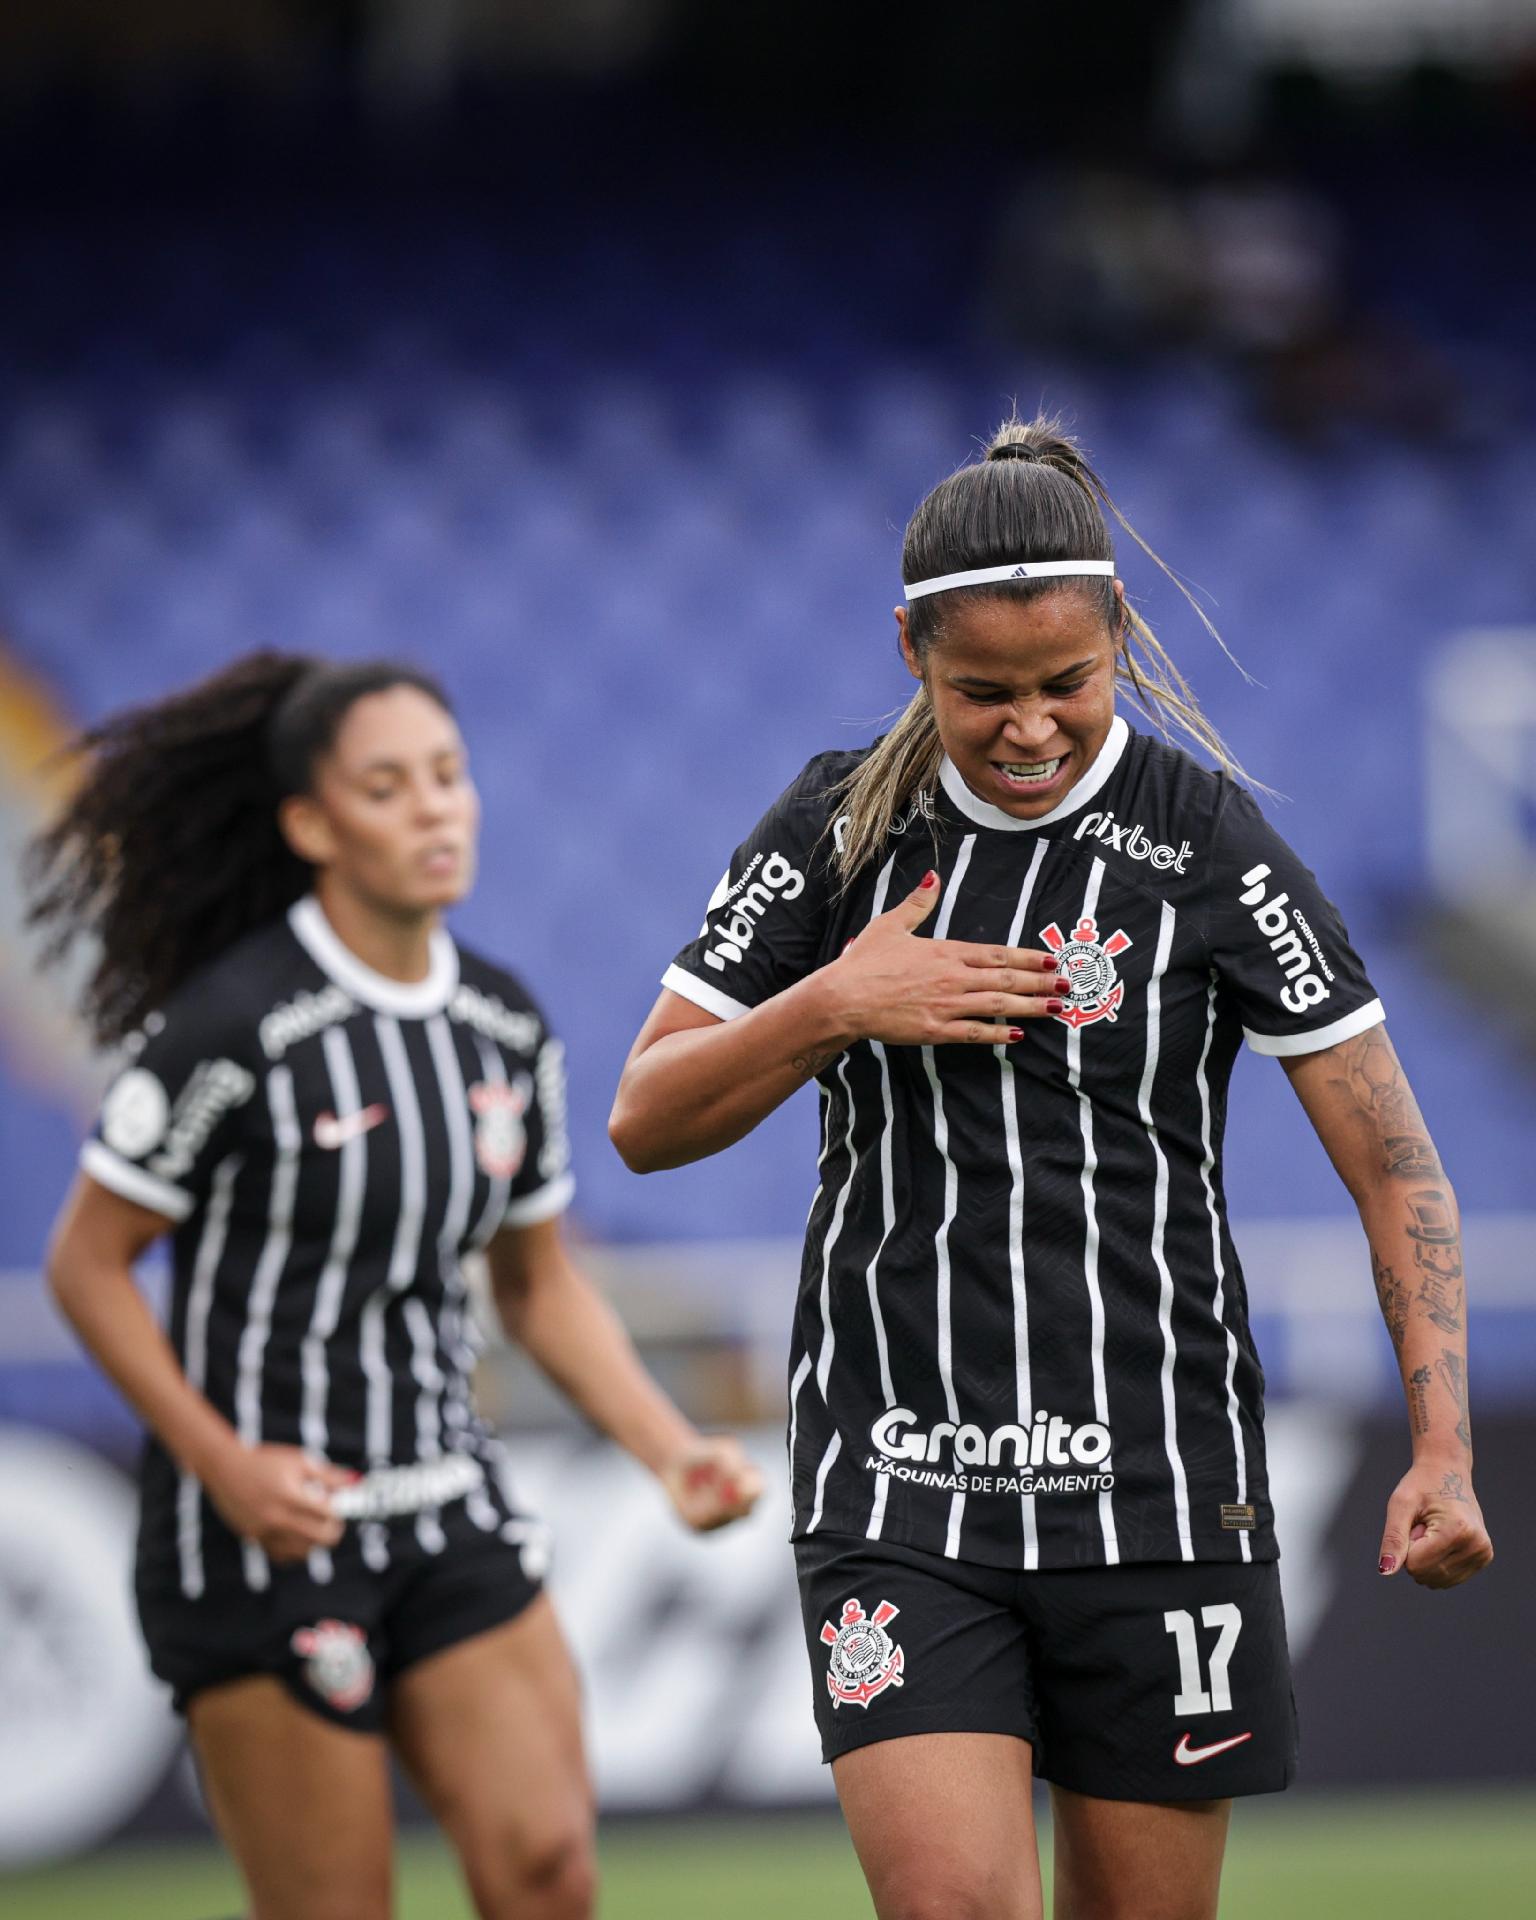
[938, 714, 1130, 833]
[288, 896, 459, 1017]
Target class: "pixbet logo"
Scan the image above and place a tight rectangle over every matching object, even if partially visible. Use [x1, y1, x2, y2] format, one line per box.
[1074, 809, 1193, 873]
[701, 851, 805, 972]
[1238, 864, 1333, 1014]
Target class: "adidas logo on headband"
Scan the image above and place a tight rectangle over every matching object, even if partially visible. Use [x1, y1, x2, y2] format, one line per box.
[904, 560, 1116, 601]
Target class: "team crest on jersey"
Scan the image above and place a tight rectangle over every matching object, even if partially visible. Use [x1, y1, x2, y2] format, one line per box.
[1040, 916, 1134, 1028]
[820, 1598, 905, 1709]
[290, 1619, 375, 1712]
[468, 1077, 530, 1179]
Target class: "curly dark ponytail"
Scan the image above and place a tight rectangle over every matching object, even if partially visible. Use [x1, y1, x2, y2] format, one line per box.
[27, 649, 452, 1047]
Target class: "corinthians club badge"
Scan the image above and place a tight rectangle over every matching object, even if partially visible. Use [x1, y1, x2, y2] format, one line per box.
[820, 1597, 905, 1710]
[1039, 915, 1134, 1029]
[468, 1076, 530, 1180]
[290, 1619, 376, 1713]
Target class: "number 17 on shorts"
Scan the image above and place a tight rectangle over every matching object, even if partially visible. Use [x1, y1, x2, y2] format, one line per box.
[1165, 1605, 1254, 1767]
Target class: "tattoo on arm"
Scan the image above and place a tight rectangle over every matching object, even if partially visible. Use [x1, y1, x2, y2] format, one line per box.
[1372, 1253, 1412, 1356]
[1384, 1134, 1440, 1177]
[791, 1047, 838, 1080]
[1329, 1028, 1443, 1181]
[1409, 1365, 1433, 1437]
[1439, 1470, 1470, 1504]
[1435, 1348, 1472, 1452]
[1406, 1189, 1464, 1333]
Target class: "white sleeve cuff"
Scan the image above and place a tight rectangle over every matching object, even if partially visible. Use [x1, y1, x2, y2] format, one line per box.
[501, 1170, 576, 1228]
[660, 963, 748, 1023]
[1243, 998, 1386, 1058]
[80, 1140, 195, 1222]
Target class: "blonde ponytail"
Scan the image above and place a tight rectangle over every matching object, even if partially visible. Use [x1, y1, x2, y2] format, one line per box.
[827, 688, 945, 882]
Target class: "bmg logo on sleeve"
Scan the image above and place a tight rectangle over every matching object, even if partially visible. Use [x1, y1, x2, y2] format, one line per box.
[702, 851, 806, 972]
[1238, 864, 1335, 1013]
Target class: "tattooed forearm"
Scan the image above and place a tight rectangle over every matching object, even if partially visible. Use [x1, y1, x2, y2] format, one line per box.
[1328, 1028, 1443, 1180]
[1372, 1253, 1413, 1356]
[1405, 1188, 1464, 1332]
[1435, 1348, 1472, 1453]
[1409, 1365, 1433, 1436]
[1439, 1470, 1471, 1504]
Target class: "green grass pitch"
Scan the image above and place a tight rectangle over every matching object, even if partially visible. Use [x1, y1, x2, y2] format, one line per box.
[2, 1792, 1531, 1917]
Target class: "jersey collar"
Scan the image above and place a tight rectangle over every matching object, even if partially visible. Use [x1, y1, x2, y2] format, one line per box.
[938, 714, 1130, 833]
[288, 896, 459, 1018]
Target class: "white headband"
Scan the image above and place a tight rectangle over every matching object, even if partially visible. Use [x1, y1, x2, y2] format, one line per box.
[904, 560, 1116, 601]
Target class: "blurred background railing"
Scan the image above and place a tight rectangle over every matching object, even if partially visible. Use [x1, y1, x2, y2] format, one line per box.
[2, 1, 1534, 1912]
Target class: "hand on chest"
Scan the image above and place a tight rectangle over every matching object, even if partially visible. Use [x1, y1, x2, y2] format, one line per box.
[885, 839, 1209, 1065]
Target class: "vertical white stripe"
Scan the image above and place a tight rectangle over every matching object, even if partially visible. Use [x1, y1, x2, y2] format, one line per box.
[1197, 979, 1252, 1562]
[808, 1431, 843, 1533]
[353, 1032, 401, 1473]
[996, 837, 1049, 1569]
[1139, 902, 1193, 1561]
[457, 1035, 511, 1528]
[301, 1027, 368, 1583]
[402, 1295, 448, 1555]
[427, 1015, 476, 1278]
[801, 1098, 830, 1239]
[376, 1018, 429, 1290]
[374, 1015, 445, 1552]
[235, 1069, 301, 1591]
[1068, 858, 1119, 1564]
[786, 1349, 813, 1476]
[867, 1465, 892, 1540]
[921, 835, 974, 1559]
[862, 856, 899, 1409]
[467, 1032, 513, 1248]
[421, 1016, 477, 1553]
[806, 1058, 857, 1527]
[862, 859, 902, 1541]
[176, 1155, 242, 1600]
[807, 1055, 860, 1532]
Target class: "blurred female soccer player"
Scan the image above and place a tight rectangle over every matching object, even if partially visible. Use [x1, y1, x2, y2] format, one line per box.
[33, 652, 762, 1920]
[610, 417, 1492, 1920]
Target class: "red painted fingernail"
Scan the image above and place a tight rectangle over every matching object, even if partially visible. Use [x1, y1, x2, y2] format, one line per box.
[1378, 1555, 1396, 1574]
[1039, 955, 1057, 972]
[1054, 976, 1071, 993]
[920, 870, 938, 890]
[1008, 1027, 1024, 1041]
[1046, 999, 1066, 1014]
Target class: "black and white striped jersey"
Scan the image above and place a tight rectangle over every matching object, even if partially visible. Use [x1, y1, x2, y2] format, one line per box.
[664, 717, 1384, 1571]
[82, 896, 573, 1599]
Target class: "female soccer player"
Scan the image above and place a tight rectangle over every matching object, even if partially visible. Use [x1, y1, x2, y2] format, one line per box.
[34, 652, 762, 1920]
[610, 417, 1493, 1920]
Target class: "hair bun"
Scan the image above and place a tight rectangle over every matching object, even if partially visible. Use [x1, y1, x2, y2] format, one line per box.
[986, 441, 1041, 464]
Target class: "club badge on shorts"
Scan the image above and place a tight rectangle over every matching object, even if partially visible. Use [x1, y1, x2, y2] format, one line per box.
[1039, 915, 1134, 1028]
[821, 1597, 905, 1709]
[290, 1619, 375, 1712]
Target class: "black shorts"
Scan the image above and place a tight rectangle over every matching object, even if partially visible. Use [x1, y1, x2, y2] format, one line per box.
[795, 1532, 1297, 1802]
[138, 1505, 546, 1733]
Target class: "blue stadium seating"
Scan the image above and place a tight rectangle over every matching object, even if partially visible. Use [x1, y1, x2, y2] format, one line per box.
[3, 179, 1535, 1274]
